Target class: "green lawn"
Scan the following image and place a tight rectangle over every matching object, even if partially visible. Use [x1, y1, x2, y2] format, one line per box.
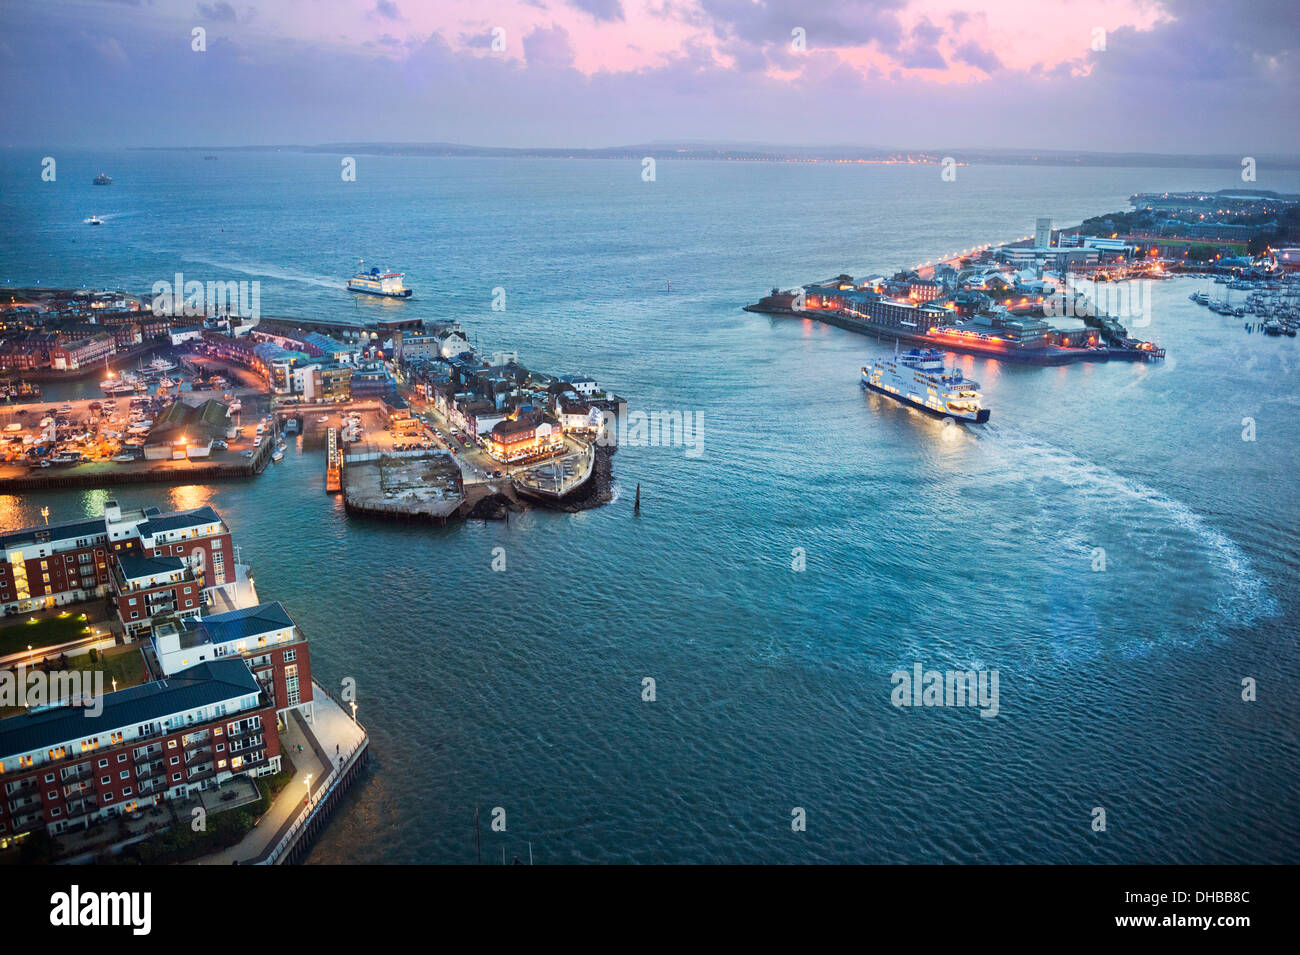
[65, 647, 148, 693]
[0, 613, 95, 657]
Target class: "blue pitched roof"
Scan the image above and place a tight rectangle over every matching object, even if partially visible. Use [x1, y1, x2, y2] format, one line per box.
[137, 505, 223, 538]
[0, 659, 261, 759]
[183, 601, 295, 646]
[0, 517, 105, 551]
[116, 553, 186, 581]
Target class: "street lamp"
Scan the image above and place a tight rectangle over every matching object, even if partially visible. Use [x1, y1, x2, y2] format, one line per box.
[304, 774, 312, 808]
[350, 700, 357, 723]
[40, 506, 49, 526]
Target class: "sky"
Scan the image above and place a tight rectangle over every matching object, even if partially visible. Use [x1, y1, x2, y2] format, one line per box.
[1, 0, 1297, 153]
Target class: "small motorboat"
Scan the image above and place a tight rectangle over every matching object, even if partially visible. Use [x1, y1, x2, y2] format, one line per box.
[89, 215, 103, 226]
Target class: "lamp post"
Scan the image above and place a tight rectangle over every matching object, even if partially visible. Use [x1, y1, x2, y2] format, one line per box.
[304, 774, 312, 809]
[350, 701, 357, 723]
[40, 506, 49, 526]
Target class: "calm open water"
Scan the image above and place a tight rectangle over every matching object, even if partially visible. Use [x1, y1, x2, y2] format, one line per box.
[1, 152, 1298, 863]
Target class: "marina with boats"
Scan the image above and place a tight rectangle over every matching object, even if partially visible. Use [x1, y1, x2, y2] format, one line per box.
[1187, 275, 1300, 336]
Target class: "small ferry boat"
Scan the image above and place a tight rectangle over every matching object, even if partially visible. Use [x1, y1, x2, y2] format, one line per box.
[93, 173, 113, 185]
[347, 266, 412, 298]
[861, 347, 990, 422]
[146, 356, 177, 374]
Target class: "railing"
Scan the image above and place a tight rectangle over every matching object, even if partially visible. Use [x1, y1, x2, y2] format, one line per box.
[62, 780, 93, 798]
[4, 777, 39, 797]
[259, 735, 367, 865]
[59, 764, 93, 783]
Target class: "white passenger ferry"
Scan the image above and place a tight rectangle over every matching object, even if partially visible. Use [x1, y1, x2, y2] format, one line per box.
[861, 347, 990, 422]
[347, 266, 412, 298]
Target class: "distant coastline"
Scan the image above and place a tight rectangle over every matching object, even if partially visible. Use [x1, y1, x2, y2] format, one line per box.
[129, 142, 1300, 171]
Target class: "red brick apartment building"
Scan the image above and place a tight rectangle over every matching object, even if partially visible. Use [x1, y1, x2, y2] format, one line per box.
[1, 518, 115, 614]
[2, 501, 232, 626]
[0, 659, 281, 846]
[152, 601, 314, 722]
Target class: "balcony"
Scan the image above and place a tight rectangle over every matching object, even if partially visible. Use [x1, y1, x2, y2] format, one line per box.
[59, 763, 93, 783]
[4, 777, 38, 798]
[226, 720, 262, 739]
[228, 735, 264, 754]
[112, 561, 197, 594]
[11, 810, 43, 831]
[135, 758, 164, 776]
[7, 793, 41, 813]
[184, 745, 213, 765]
[136, 776, 167, 795]
[186, 762, 214, 780]
[63, 779, 93, 798]
[66, 796, 98, 816]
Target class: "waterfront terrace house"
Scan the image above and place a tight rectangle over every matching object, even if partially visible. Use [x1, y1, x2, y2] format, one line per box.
[559, 374, 599, 397]
[0, 336, 54, 372]
[151, 601, 313, 721]
[0, 659, 280, 846]
[50, 324, 115, 354]
[554, 393, 603, 435]
[484, 410, 563, 463]
[1, 517, 113, 615]
[113, 323, 143, 349]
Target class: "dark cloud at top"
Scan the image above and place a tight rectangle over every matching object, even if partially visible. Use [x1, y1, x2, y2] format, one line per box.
[196, 2, 238, 22]
[0, 0, 1295, 155]
[522, 24, 576, 69]
[566, 0, 625, 23]
[700, 0, 907, 49]
[897, 17, 946, 70]
[369, 0, 402, 21]
[953, 41, 1001, 74]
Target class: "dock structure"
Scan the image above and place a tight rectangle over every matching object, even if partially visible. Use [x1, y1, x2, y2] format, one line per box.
[511, 438, 595, 502]
[340, 448, 464, 524]
[325, 427, 342, 492]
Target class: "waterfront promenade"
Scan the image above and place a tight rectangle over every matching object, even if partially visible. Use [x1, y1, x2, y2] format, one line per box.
[190, 686, 367, 865]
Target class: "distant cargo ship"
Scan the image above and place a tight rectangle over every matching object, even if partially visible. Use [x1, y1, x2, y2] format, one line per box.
[862, 348, 990, 422]
[93, 173, 113, 185]
[347, 267, 411, 298]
